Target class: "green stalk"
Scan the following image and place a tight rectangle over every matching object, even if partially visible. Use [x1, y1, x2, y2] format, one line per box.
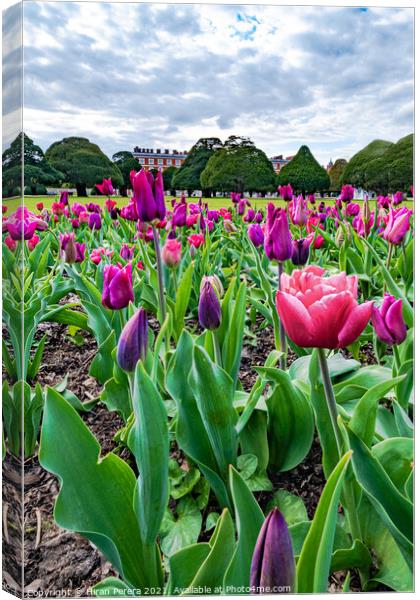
[317, 348, 341, 457]
[152, 225, 166, 323]
[393, 344, 401, 372]
[277, 262, 287, 370]
[212, 330, 222, 367]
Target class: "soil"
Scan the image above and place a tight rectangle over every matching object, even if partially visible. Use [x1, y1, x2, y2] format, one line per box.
[3, 315, 376, 596]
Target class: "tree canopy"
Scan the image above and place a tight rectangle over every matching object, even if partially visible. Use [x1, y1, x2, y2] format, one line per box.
[341, 135, 413, 194]
[45, 137, 123, 196]
[172, 137, 223, 194]
[2, 133, 64, 197]
[277, 145, 330, 194]
[328, 158, 347, 192]
[200, 136, 275, 194]
[112, 150, 140, 196]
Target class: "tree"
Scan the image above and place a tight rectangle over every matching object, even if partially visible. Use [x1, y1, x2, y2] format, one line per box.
[200, 136, 275, 194]
[329, 158, 347, 192]
[342, 135, 413, 193]
[172, 137, 223, 195]
[45, 137, 123, 196]
[340, 139, 393, 189]
[2, 132, 64, 197]
[112, 150, 140, 196]
[163, 166, 177, 195]
[277, 145, 330, 195]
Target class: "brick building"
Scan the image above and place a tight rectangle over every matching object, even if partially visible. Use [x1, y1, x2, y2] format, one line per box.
[270, 154, 294, 174]
[132, 147, 188, 170]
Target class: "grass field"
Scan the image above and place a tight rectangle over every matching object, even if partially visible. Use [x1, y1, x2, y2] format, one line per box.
[3, 194, 414, 214]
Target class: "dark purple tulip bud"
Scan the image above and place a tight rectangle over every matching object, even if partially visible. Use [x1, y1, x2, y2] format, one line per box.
[238, 199, 246, 215]
[198, 278, 222, 330]
[173, 202, 187, 227]
[248, 223, 264, 247]
[59, 190, 69, 205]
[255, 211, 263, 224]
[117, 308, 149, 372]
[371, 294, 407, 345]
[291, 238, 310, 265]
[110, 207, 121, 220]
[264, 204, 292, 262]
[88, 212, 102, 230]
[250, 508, 295, 594]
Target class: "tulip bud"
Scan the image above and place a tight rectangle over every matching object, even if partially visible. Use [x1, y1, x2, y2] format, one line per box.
[198, 278, 222, 330]
[224, 220, 237, 234]
[162, 238, 182, 268]
[102, 264, 134, 310]
[371, 294, 407, 346]
[250, 508, 295, 593]
[264, 204, 292, 262]
[88, 212, 102, 230]
[201, 274, 224, 298]
[291, 238, 310, 265]
[248, 223, 264, 247]
[117, 308, 149, 372]
[60, 233, 77, 263]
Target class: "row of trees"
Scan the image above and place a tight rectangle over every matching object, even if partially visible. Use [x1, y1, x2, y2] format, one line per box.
[2, 131, 413, 198]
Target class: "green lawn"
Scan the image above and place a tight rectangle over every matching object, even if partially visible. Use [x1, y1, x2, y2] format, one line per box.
[3, 194, 413, 214]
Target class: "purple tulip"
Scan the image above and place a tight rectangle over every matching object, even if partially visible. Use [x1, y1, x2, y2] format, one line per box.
[250, 508, 295, 593]
[264, 203, 292, 262]
[255, 211, 263, 224]
[291, 238, 310, 265]
[117, 308, 149, 372]
[248, 223, 264, 247]
[71, 203, 85, 217]
[132, 169, 166, 222]
[371, 294, 407, 345]
[278, 184, 293, 202]
[238, 199, 246, 216]
[88, 212, 102, 230]
[345, 202, 360, 217]
[382, 207, 412, 245]
[377, 195, 390, 209]
[60, 233, 77, 263]
[102, 264, 134, 310]
[59, 190, 69, 205]
[198, 278, 221, 330]
[207, 209, 220, 222]
[290, 195, 308, 227]
[340, 184, 354, 202]
[244, 208, 256, 222]
[75, 242, 85, 263]
[86, 203, 102, 213]
[392, 191, 404, 206]
[173, 202, 187, 227]
[120, 244, 135, 261]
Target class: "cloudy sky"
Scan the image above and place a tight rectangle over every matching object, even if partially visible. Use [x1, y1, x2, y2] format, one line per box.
[3, 1, 414, 165]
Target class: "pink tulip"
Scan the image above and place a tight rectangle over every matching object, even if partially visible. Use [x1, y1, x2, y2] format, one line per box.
[275, 266, 373, 349]
[4, 236, 16, 251]
[162, 238, 182, 267]
[382, 207, 412, 245]
[27, 235, 40, 251]
[188, 233, 205, 248]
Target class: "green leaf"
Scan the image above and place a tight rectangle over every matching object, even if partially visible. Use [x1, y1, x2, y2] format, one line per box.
[346, 426, 413, 570]
[260, 367, 314, 472]
[349, 375, 406, 446]
[371, 438, 413, 491]
[168, 544, 211, 596]
[92, 577, 139, 597]
[393, 402, 413, 438]
[89, 330, 116, 385]
[129, 362, 169, 545]
[173, 262, 194, 341]
[236, 454, 258, 480]
[267, 490, 308, 526]
[395, 360, 413, 409]
[290, 353, 360, 383]
[221, 282, 247, 386]
[296, 450, 352, 593]
[223, 466, 265, 590]
[100, 377, 132, 422]
[160, 497, 202, 557]
[39, 387, 153, 589]
[330, 540, 372, 573]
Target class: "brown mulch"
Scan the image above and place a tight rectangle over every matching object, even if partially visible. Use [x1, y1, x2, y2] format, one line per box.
[3, 313, 375, 596]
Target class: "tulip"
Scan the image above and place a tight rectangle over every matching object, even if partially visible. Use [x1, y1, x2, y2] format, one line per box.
[88, 212, 102, 230]
[75, 242, 86, 263]
[120, 244, 135, 261]
[276, 266, 373, 349]
[250, 508, 295, 593]
[186, 214, 199, 227]
[248, 223, 264, 247]
[382, 207, 412, 245]
[188, 233, 205, 248]
[201, 274, 224, 298]
[255, 211, 263, 224]
[307, 193, 316, 205]
[340, 184, 354, 203]
[244, 208, 255, 222]
[224, 220, 237, 234]
[345, 202, 360, 217]
[162, 238, 182, 267]
[27, 235, 40, 251]
[198, 278, 222, 330]
[377, 195, 390, 209]
[36, 202, 44, 211]
[4, 236, 17, 251]
[96, 178, 114, 196]
[90, 247, 113, 264]
[120, 202, 138, 221]
[392, 191, 404, 206]
[238, 199, 246, 216]
[278, 184, 293, 201]
[102, 263, 134, 310]
[264, 204, 292, 262]
[79, 211, 89, 224]
[132, 169, 166, 222]
[71, 203, 85, 217]
[371, 294, 407, 346]
[105, 198, 117, 212]
[290, 195, 308, 227]
[86, 203, 102, 213]
[207, 210, 220, 222]
[117, 308, 149, 372]
[52, 202, 65, 216]
[291, 238, 310, 265]
[2, 206, 8, 214]
[60, 233, 77, 263]
[173, 202, 187, 227]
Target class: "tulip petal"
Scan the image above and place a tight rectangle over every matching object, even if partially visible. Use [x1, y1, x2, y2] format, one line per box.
[259, 509, 295, 593]
[276, 291, 314, 348]
[371, 306, 394, 345]
[384, 298, 407, 345]
[307, 291, 355, 349]
[338, 301, 374, 348]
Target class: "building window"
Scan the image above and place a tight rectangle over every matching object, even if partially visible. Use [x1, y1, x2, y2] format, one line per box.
[176, 159, 181, 166]
[158, 159, 163, 165]
[139, 158, 145, 164]
[148, 158, 154, 165]
[166, 159, 172, 165]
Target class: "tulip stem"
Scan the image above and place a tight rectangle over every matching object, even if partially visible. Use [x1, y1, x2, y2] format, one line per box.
[152, 225, 166, 324]
[212, 331, 222, 367]
[385, 244, 393, 270]
[317, 348, 342, 455]
[393, 344, 401, 372]
[277, 262, 287, 370]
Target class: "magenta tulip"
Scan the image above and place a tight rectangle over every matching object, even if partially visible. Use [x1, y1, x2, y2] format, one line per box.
[278, 184, 293, 201]
[276, 265, 373, 349]
[382, 207, 412, 245]
[340, 184, 354, 202]
[264, 203, 292, 262]
[371, 294, 407, 345]
[117, 308, 149, 372]
[96, 178, 114, 196]
[162, 238, 182, 268]
[248, 223, 264, 247]
[102, 264, 134, 310]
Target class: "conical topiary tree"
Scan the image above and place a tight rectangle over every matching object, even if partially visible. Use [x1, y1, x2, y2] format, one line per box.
[277, 145, 330, 196]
